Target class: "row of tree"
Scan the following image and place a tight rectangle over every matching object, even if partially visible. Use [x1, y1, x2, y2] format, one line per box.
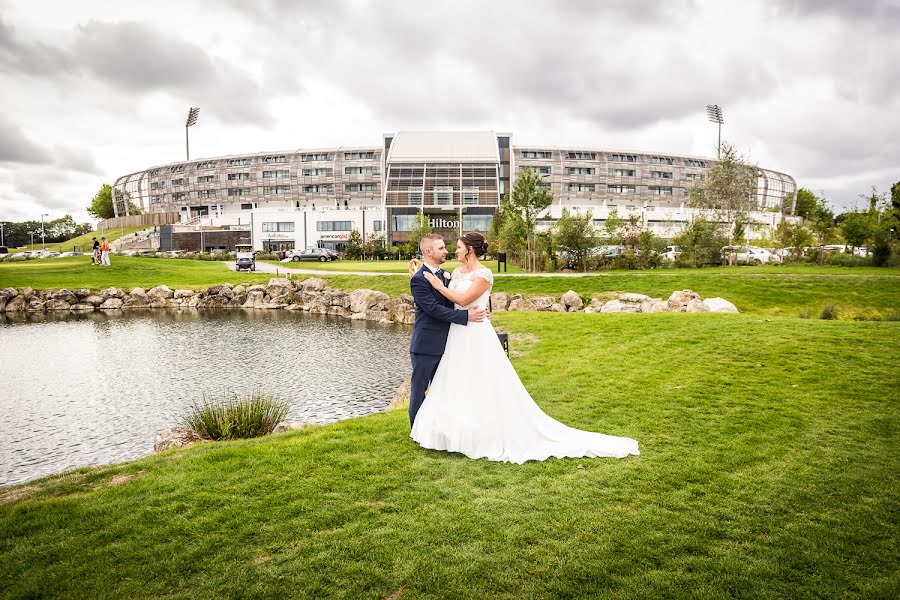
[0, 215, 94, 248]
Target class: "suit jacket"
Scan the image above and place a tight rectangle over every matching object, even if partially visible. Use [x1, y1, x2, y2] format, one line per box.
[409, 265, 468, 356]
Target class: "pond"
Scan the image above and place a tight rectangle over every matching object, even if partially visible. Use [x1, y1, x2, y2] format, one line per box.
[0, 310, 411, 486]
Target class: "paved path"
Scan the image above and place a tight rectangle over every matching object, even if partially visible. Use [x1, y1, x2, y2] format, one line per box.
[225, 261, 608, 277]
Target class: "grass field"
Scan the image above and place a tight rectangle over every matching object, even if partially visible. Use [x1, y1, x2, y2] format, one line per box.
[1, 258, 898, 317]
[1, 313, 897, 598]
[6, 226, 147, 253]
[262, 259, 525, 274]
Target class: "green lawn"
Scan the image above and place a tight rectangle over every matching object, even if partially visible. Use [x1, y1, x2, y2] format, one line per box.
[2, 313, 897, 598]
[8, 226, 147, 253]
[262, 259, 524, 274]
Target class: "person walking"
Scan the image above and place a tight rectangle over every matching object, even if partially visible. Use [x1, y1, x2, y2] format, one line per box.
[91, 237, 100, 265]
[99, 236, 111, 266]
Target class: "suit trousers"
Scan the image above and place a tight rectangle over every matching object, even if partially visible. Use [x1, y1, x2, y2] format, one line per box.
[409, 352, 442, 427]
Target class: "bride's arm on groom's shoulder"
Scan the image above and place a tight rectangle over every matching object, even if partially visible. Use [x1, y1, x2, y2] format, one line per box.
[423, 272, 490, 307]
[410, 274, 469, 325]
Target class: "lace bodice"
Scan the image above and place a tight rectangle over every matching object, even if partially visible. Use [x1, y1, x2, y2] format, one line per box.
[449, 266, 493, 309]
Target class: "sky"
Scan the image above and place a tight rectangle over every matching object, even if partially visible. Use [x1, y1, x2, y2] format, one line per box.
[1, 0, 898, 223]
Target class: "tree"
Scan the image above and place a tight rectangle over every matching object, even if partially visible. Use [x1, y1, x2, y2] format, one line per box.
[793, 188, 819, 219]
[553, 208, 597, 271]
[364, 233, 387, 259]
[601, 209, 624, 245]
[688, 142, 756, 265]
[87, 184, 115, 220]
[343, 229, 363, 259]
[672, 216, 728, 268]
[840, 211, 875, 252]
[509, 167, 553, 271]
[407, 209, 433, 251]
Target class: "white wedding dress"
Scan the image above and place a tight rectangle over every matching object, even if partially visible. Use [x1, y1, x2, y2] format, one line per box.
[410, 266, 640, 463]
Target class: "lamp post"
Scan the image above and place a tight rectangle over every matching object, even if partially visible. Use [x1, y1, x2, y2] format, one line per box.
[185, 106, 200, 161]
[40, 213, 49, 250]
[0, 222, 5, 247]
[706, 104, 724, 158]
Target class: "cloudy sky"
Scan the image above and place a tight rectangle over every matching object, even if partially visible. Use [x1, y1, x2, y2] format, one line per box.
[1, 0, 898, 223]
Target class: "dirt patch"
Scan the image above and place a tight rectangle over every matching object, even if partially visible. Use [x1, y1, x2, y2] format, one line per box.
[108, 471, 144, 487]
[0, 484, 39, 505]
[252, 554, 271, 566]
[383, 590, 406, 600]
[508, 332, 540, 358]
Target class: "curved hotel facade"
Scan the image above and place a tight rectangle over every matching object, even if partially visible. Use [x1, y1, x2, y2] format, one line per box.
[113, 131, 797, 252]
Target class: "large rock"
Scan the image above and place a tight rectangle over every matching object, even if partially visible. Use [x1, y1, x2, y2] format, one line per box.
[619, 293, 652, 303]
[600, 299, 642, 313]
[300, 277, 327, 292]
[73, 288, 91, 299]
[667, 289, 702, 312]
[640, 298, 669, 313]
[50, 289, 78, 305]
[45, 298, 74, 311]
[326, 305, 351, 317]
[530, 296, 556, 311]
[348, 289, 390, 314]
[388, 377, 411, 410]
[84, 295, 104, 307]
[3, 295, 26, 312]
[26, 298, 44, 311]
[242, 289, 267, 309]
[100, 287, 125, 299]
[0, 287, 18, 302]
[265, 278, 293, 299]
[560, 290, 583, 312]
[685, 299, 710, 313]
[22, 287, 35, 300]
[123, 288, 149, 308]
[70, 303, 94, 311]
[204, 284, 234, 299]
[508, 297, 537, 312]
[154, 428, 206, 452]
[386, 296, 415, 324]
[323, 290, 349, 308]
[147, 285, 174, 300]
[99, 297, 124, 310]
[490, 292, 511, 312]
[704, 298, 739, 313]
[173, 289, 194, 299]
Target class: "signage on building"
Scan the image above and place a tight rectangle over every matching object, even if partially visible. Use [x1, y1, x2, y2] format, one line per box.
[320, 233, 350, 240]
[430, 217, 460, 229]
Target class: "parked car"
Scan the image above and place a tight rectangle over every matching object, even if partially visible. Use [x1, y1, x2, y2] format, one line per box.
[57, 251, 84, 257]
[38, 250, 61, 258]
[288, 247, 338, 262]
[720, 246, 780, 265]
[661, 245, 682, 261]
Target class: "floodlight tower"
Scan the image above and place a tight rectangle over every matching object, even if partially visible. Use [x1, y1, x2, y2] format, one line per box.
[185, 107, 200, 160]
[706, 104, 724, 158]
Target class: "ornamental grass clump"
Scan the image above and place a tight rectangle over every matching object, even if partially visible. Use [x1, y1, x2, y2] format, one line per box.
[183, 390, 290, 440]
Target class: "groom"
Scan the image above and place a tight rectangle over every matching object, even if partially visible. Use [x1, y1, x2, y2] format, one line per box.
[408, 234, 487, 427]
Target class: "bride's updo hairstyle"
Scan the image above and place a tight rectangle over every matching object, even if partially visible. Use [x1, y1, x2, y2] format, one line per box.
[458, 232, 489, 260]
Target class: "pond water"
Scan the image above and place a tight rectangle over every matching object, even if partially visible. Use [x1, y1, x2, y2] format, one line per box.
[0, 310, 411, 485]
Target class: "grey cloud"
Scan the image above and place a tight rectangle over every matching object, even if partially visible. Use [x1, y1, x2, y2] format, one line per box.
[0, 17, 74, 75]
[54, 146, 102, 175]
[0, 116, 53, 164]
[773, 0, 900, 24]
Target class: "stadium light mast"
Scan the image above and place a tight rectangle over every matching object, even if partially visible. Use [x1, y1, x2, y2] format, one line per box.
[185, 107, 200, 161]
[40, 213, 49, 250]
[706, 104, 724, 158]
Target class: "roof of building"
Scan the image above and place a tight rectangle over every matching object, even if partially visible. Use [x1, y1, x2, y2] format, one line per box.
[387, 131, 499, 163]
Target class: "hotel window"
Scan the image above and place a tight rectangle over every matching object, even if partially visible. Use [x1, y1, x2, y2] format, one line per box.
[263, 169, 290, 178]
[609, 168, 635, 177]
[568, 183, 595, 192]
[609, 154, 637, 162]
[608, 185, 636, 194]
[566, 151, 596, 160]
[302, 184, 333, 193]
[261, 155, 288, 164]
[649, 156, 674, 165]
[316, 221, 352, 232]
[197, 190, 216, 199]
[373, 220, 384, 231]
[345, 166, 374, 175]
[345, 183, 377, 192]
[685, 159, 706, 168]
[344, 151, 375, 160]
[263, 185, 291, 195]
[197, 175, 216, 183]
[302, 153, 330, 162]
[392, 214, 415, 231]
[170, 165, 185, 173]
[521, 150, 552, 159]
[171, 178, 186, 186]
[520, 165, 551, 174]
[650, 171, 673, 179]
[197, 161, 216, 170]
[537, 181, 551, 190]
[463, 188, 479, 205]
[150, 182, 161, 190]
[240, 203, 253, 210]
[226, 158, 251, 167]
[302, 168, 331, 176]
[649, 186, 673, 195]
[172, 192, 186, 201]
[566, 167, 595, 175]
[227, 188, 250, 197]
[685, 173, 704, 181]
[150, 195, 162, 203]
[463, 214, 493, 231]
[262, 221, 295, 232]
[227, 173, 250, 181]
[434, 186, 453, 206]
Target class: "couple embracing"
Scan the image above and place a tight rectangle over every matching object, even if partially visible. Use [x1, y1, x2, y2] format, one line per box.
[407, 232, 639, 464]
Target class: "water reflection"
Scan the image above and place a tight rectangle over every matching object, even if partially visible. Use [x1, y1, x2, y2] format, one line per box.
[0, 310, 411, 485]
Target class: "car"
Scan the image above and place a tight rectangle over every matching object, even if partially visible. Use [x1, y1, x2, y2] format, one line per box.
[720, 245, 780, 265]
[57, 251, 84, 257]
[661, 245, 682, 261]
[288, 247, 337, 262]
[38, 250, 60, 258]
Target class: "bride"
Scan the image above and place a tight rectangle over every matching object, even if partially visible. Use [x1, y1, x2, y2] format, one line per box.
[410, 232, 639, 463]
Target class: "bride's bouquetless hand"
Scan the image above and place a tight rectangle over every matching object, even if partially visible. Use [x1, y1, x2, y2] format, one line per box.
[423, 272, 443, 288]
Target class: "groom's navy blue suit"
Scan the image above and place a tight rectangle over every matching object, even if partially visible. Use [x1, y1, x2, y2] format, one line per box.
[408, 264, 469, 426]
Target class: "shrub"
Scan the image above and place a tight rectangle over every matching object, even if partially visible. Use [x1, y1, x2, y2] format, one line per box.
[182, 390, 290, 440]
[819, 303, 840, 320]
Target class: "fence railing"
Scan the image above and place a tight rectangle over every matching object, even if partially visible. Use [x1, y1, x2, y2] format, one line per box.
[97, 212, 180, 229]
